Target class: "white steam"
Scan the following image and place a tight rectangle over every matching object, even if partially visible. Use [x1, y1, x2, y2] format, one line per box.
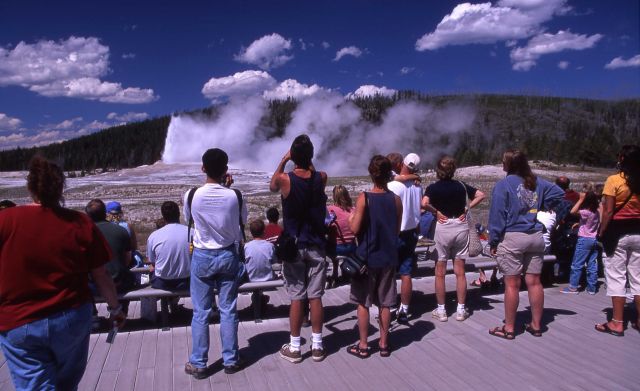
[162, 94, 476, 176]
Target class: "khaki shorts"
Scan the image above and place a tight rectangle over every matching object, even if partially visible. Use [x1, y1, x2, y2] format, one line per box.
[434, 219, 469, 261]
[282, 246, 327, 300]
[350, 266, 397, 308]
[496, 231, 545, 276]
[604, 234, 640, 297]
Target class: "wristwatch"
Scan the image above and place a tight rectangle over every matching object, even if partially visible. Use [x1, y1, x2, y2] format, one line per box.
[107, 304, 124, 317]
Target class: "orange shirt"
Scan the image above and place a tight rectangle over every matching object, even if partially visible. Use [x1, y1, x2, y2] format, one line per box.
[603, 173, 640, 220]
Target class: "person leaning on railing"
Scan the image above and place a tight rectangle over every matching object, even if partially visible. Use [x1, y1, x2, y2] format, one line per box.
[0, 155, 125, 391]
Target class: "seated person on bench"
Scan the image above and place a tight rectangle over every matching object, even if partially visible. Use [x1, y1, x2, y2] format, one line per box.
[244, 219, 277, 307]
[147, 201, 191, 294]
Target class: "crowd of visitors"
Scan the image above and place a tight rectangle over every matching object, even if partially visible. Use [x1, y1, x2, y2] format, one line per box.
[0, 140, 638, 387]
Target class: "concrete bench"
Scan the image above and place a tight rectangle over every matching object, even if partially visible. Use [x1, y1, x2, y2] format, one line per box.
[97, 279, 284, 330]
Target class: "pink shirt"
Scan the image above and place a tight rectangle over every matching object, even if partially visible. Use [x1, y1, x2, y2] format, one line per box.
[578, 209, 599, 238]
[327, 205, 355, 244]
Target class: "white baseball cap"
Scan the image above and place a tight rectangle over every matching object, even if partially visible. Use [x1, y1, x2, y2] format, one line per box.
[403, 153, 421, 172]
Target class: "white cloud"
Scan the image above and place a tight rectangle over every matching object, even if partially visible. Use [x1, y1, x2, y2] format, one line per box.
[0, 36, 156, 103]
[263, 79, 329, 100]
[298, 39, 307, 51]
[415, 0, 568, 51]
[234, 33, 293, 70]
[122, 53, 136, 59]
[346, 85, 397, 99]
[605, 54, 640, 70]
[510, 30, 602, 71]
[0, 113, 22, 131]
[557, 60, 569, 69]
[202, 70, 277, 101]
[28, 77, 157, 103]
[53, 117, 83, 130]
[334, 46, 363, 61]
[106, 112, 149, 122]
[400, 67, 415, 75]
[321, 41, 331, 49]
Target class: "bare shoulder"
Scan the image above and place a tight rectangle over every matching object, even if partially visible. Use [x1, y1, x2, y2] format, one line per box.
[319, 171, 328, 185]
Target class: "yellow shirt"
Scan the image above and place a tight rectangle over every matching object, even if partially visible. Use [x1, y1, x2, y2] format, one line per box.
[602, 173, 640, 220]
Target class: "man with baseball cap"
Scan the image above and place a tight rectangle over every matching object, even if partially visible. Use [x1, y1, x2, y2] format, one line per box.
[387, 152, 423, 324]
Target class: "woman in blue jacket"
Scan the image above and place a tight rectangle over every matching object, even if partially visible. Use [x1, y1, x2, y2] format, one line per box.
[488, 150, 564, 339]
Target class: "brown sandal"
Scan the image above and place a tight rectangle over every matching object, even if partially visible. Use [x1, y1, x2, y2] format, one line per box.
[489, 326, 515, 340]
[523, 323, 542, 337]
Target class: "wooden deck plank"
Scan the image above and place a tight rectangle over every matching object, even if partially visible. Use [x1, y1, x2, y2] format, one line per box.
[78, 334, 111, 391]
[138, 329, 158, 368]
[114, 330, 144, 391]
[153, 329, 174, 391]
[133, 368, 155, 391]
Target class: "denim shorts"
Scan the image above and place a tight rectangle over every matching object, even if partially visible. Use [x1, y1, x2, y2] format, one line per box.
[397, 230, 418, 276]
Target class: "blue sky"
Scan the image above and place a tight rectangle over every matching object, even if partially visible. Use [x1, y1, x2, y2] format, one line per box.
[0, 0, 638, 151]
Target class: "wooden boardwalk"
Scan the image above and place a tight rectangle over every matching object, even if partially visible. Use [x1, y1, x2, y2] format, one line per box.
[0, 273, 638, 391]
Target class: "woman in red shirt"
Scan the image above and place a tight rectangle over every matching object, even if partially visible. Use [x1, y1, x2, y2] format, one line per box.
[0, 156, 125, 390]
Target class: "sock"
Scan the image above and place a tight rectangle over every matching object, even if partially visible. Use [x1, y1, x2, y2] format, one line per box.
[457, 303, 466, 312]
[311, 332, 323, 350]
[400, 304, 409, 313]
[289, 335, 301, 352]
[437, 304, 445, 311]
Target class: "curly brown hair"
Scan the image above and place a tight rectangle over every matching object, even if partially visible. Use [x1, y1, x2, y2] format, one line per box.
[436, 155, 456, 180]
[27, 155, 65, 208]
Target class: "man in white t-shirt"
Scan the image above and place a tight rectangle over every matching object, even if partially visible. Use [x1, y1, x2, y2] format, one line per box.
[387, 152, 423, 324]
[147, 201, 191, 291]
[183, 148, 247, 379]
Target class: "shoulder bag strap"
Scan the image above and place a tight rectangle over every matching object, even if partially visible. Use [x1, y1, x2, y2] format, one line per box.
[187, 186, 198, 243]
[232, 188, 246, 242]
[612, 192, 634, 217]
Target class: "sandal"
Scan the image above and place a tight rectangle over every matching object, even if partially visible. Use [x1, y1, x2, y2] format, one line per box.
[523, 323, 543, 337]
[379, 345, 391, 358]
[470, 279, 485, 287]
[346, 344, 371, 359]
[594, 323, 624, 337]
[489, 326, 515, 340]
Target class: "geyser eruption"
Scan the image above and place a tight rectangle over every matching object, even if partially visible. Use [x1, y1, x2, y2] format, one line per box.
[162, 93, 476, 175]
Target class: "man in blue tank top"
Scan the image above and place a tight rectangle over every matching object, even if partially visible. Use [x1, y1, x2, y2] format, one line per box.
[270, 134, 329, 363]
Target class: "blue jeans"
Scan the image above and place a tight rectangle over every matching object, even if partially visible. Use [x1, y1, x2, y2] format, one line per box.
[569, 236, 599, 292]
[0, 303, 92, 391]
[189, 246, 244, 368]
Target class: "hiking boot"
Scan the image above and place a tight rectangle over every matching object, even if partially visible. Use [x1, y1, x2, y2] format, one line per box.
[431, 308, 448, 322]
[184, 362, 208, 380]
[456, 308, 469, 321]
[311, 347, 326, 362]
[396, 309, 409, 324]
[279, 344, 302, 363]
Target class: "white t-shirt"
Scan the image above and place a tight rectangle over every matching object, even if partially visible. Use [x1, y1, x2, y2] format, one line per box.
[244, 239, 276, 282]
[183, 184, 248, 250]
[536, 210, 556, 254]
[147, 223, 192, 280]
[388, 180, 422, 231]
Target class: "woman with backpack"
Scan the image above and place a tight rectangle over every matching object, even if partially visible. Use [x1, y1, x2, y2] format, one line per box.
[595, 144, 640, 336]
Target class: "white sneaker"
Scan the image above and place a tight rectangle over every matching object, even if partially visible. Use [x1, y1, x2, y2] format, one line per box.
[456, 308, 469, 321]
[431, 308, 448, 322]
